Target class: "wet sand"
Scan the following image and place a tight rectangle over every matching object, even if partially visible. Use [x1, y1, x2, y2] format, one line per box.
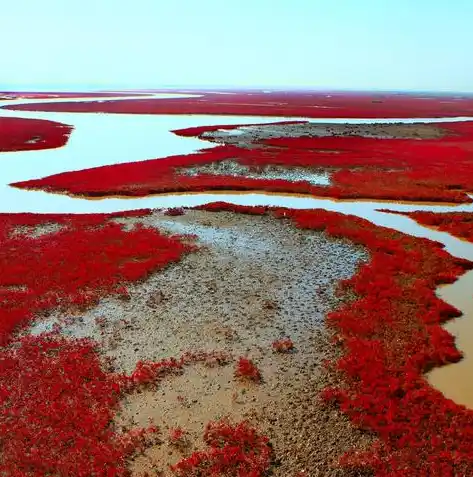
[27, 210, 372, 476]
[178, 160, 331, 186]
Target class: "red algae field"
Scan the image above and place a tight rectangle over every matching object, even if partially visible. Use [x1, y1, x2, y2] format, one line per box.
[2, 90, 473, 476]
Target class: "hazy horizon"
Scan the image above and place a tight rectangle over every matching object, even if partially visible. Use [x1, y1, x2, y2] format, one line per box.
[2, 84, 473, 96]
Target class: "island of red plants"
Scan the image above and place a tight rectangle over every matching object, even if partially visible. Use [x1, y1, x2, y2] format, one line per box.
[196, 202, 473, 476]
[14, 120, 473, 204]
[0, 117, 72, 152]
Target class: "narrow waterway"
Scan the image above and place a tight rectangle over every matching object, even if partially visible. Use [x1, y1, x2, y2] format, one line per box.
[2, 92, 473, 407]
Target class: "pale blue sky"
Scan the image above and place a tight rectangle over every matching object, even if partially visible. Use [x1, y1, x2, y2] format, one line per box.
[1, 0, 472, 92]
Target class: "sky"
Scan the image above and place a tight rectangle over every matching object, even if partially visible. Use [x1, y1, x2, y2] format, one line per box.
[1, 0, 473, 92]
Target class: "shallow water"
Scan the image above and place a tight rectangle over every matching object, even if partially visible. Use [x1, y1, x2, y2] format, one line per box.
[429, 269, 473, 407]
[2, 92, 473, 407]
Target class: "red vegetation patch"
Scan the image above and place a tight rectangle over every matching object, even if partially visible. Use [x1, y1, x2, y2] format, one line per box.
[169, 427, 188, 447]
[0, 211, 197, 475]
[272, 338, 294, 353]
[127, 357, 183, 387]
[0, 337, 232, 475]
[6, 90, 473, 118]
[164, 207, 185, 216]
[0, 334, 160, 476]
[0, 117, 72, 152]
[234, 357, 262, 382]
[285, 209, 473, 474]
[0, 210, 193, 344]
[170, 418, 272, 476]
[198, 203, 473, 475]
[126, 351, 231, 389]
[386, 211, 473, 243]
[12, 145, 242, 196]
[14, 120, 473, 203]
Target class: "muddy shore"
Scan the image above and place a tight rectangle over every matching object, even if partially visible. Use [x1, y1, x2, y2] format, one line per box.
[199, 121, 447, 148]
[28, 209, 372, 475]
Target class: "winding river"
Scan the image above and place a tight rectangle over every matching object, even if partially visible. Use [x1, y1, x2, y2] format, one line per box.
[1, 92, 473, 407]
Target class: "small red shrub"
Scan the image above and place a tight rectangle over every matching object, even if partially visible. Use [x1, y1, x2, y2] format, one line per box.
[169, 427, 189, 449]
[127, 358, 183, 386]
[164, 207, 185, 216]
[234, 357, 262, 382]
[272, 338, 294, 353]
[171, 418, 272, 476]
[169, 427, 186, 441]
